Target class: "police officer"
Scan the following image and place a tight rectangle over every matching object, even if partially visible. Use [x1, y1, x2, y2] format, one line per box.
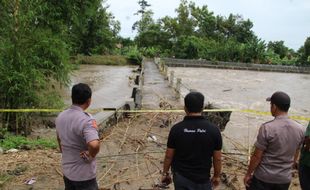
[56, 83, 100, 190]
[244, 91, 305, 190]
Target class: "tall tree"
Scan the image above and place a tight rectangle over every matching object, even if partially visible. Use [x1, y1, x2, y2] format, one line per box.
[135, 21, 172, 50]
[190, 4, 216, 38]
[215, 14, 255, 43]
[303, 37, 310, 62]
[175, 0, 196, 37]
[0, 0, 72, 133]
[133, 0, 172, 50]
[132, 0, 152, 32]
[130, 0, 281, 64]
[243, 37, 266, 63]
[133, 10, 155, 33]
[298, 37, 310, 65]
[68, 0, 119, 55]
[135, 0, 151, 15]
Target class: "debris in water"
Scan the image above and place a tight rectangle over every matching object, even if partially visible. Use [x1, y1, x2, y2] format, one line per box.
[223, 88, 232, 92]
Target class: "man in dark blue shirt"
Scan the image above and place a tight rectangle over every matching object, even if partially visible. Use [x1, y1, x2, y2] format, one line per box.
[161, 91, 222, 190]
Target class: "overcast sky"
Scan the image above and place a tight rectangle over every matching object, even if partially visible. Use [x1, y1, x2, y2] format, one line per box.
[106, 0, 310, 50]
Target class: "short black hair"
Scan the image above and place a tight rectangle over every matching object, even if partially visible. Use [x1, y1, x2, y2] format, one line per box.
[267, 91, 290, 112]
[184, 92, 204, 113]
[71, 83, 92, 105]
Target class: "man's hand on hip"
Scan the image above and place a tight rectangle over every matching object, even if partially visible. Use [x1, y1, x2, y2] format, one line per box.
[80, 150, 93, 162]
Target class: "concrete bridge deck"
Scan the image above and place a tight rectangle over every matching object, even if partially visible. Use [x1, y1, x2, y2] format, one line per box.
[142, 60, 181, 109]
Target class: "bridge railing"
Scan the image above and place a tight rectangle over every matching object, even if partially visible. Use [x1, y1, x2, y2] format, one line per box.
[154, 57, 190, 100]
[161, 58, 310, 74]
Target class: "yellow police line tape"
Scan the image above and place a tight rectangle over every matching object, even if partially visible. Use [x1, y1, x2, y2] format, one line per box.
[0, 108, 309, 121]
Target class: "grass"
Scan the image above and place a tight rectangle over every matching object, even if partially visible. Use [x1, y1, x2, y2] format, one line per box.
[0, 173, 11, 188]
[0, 134, 57, 150]
[75, 55, 135, 66]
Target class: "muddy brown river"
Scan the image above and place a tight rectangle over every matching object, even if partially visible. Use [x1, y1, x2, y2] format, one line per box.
[63, 64, 309, 152]
[62, 65, 136, 109]
[168, 67, 310, 152]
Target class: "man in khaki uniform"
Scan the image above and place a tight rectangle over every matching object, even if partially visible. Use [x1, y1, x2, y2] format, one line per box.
[56, 83, 100, 190]
[244, 91, 305, 190]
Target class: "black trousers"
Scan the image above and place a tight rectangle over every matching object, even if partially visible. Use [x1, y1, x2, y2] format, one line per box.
[299, 164, 310, 190]
[173, 172, 212, 190]
[63, 176, 98, 190]
[247, 176, 290, 190]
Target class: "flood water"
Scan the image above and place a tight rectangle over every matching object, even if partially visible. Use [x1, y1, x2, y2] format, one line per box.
[169, 67, 310, 152]
[62, 64, 309, 153]
[62, 64, 136, 109]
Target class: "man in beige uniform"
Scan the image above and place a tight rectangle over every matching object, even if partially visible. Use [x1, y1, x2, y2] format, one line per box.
[56, 83, 100, 190]
[244, 91, 305, 190]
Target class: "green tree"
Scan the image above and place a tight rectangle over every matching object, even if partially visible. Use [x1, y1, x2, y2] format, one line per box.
[132, 0, 152, 32]
[133, 0, 172, 54]
[130, 0, 293, 65]
[215, 14, 255, 43]
[267, 41, 289, 59]
[160, 1, 196, 40]
[135, 0, 151, 15]
[174, 36, 205, 59]
[161, 16, 179, 40]
[243, 37, 266, 63]
[190, 4, 216, 38]
[26, 0, 120, 55]
[234, 18, 255, 43]
[305, 37, 310, 58]
[297, 37, 310, 65]
[133, 10, 155, 33]
[117, 37, 134, 47]
[135, 22, 172, 49]
[175, 0, 196, 37]
[68, 0, 119, 55]
[0, 0, 72, 134]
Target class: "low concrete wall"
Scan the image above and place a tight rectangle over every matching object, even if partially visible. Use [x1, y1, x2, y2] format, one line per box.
[132, 60, 144, 109]
[154, 57, 181, 99]
[162, 58, 310, 74]
[94, 101, 135, 134]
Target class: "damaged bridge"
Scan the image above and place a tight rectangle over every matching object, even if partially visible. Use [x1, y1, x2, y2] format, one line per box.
[92, 59, 235, 190]
[1, 60, 246, 190]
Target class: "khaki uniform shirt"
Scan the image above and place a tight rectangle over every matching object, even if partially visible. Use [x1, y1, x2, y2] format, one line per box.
[254, 115, 305, 184]
[56, 105, 99, 181]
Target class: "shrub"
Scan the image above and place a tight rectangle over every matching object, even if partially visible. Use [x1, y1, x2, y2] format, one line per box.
[141, 47, 160, 58]
[266, 50, 298, 65]
[75, 55, 129, 65]
[123, 46, 143, 65]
